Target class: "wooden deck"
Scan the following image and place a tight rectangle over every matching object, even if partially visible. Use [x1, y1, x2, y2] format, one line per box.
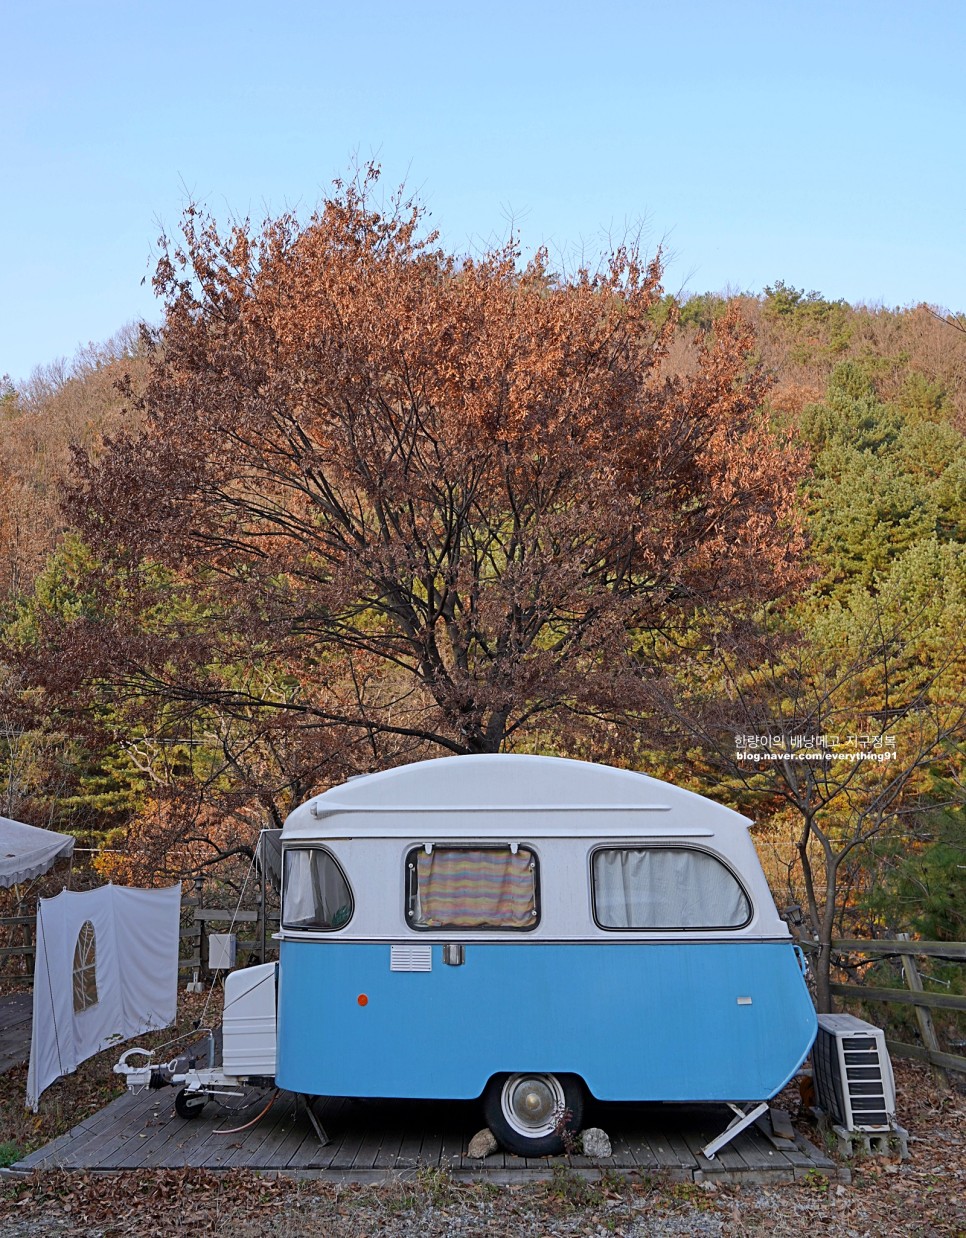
[0, 993, 32, 1073]
[14, 1086, 847, 1184]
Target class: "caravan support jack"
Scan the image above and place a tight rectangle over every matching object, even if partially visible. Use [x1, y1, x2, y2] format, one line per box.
[701, 1101, 769, 1160]
[297, 1094, 330, 1147]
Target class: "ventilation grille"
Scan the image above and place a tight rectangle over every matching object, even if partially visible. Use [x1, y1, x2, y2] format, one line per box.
[813, 1014, 896, 1131]
[390, 945, 432, 972]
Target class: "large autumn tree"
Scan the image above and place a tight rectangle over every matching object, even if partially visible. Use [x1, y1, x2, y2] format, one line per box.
[37, 170, 806, 770]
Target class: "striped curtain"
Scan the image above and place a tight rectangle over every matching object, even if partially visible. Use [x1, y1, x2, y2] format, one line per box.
[414, 848, 537, 929]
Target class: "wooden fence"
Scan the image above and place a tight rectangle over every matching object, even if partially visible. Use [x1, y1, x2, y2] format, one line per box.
[828, 937, 966, 1076]
[0, 903, 280, 986]
[178, 902, 280, 978]
[0, 914, 35, 985]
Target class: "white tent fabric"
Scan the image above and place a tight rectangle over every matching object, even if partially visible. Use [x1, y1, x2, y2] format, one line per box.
[0, 816, 75, 887]
[26, 883, 181, 1110]
[257, 828, 282, 894]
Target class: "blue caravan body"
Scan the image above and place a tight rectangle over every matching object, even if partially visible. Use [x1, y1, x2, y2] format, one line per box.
[274, 755, 816, 1154]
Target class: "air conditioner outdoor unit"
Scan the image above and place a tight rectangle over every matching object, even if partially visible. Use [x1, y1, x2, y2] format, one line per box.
[812, 1013, 896, 1131]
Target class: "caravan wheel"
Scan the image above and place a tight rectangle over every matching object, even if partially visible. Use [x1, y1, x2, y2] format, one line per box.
[174, 1088, 207, 1119]
[483, 1072, 584, 1157]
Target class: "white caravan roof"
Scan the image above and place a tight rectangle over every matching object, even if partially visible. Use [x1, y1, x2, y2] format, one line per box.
[279, 756, 788, 941]
[282, 754, 751, 841]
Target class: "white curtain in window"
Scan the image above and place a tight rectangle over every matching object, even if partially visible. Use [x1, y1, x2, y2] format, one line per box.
[283, 850, 352, 929]
[593, 848, 750, 929]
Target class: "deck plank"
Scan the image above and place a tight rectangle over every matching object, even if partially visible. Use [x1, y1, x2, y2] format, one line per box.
[438, 1124, 468, 1168]
[325, 1120, 368, 1171]
[680, 1125, 740, 1178]
[606, 1130, 646, 1172]
[743, 1120, 796, 1170]
[16, 1091, 152, 1169]
[393, 1121, 426, 1170]
[0, 993, 34, 1073]
[301, 1098, 353, 1171]
[236, 1098, 310, 1169]
[285, 1118, 340, 1171]
[792, 1130, 836, 1171]
[194, 1090, 287, 1169]
[659, 1129, 699, 1172]
[66, 1096, 175, 1169]
[347, 1126, 388, 1172]
[220, 1094, 305, 1169]
[92, 1095, 201, 1169]
[371, 1126, 405, 1170]
[97, 1099, 195, 1163]
[15, 1088, 843, 1184]
[637, 1127, 697, 1179]
[241, 1098, 310, 1169]
[416, 1123, 444, 1170]
[622, 1129, 663, 1173]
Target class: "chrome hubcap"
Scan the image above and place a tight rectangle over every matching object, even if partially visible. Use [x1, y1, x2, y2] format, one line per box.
[501, 1074, 565, 1137]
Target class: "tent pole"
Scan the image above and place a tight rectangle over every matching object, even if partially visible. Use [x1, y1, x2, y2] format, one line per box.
[259, 834, 267, 965]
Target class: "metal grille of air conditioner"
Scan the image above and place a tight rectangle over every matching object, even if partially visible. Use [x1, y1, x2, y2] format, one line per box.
[812, 1013, 896, 1131]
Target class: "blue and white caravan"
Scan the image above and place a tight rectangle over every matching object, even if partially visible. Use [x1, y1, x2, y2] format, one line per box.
[275, 754, 817, 1156]
[114, 755, 816, 1154]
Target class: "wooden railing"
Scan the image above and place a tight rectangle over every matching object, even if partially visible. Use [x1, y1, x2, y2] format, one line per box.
[179, 904, 281, 978]
[0, 914, 36, 984]
[829, 937, 966, 1076]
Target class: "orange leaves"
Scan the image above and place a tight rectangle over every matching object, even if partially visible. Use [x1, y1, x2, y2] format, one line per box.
[57, 170, 810, 759]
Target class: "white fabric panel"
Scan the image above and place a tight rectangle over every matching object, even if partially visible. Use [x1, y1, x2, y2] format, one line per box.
[593, 848, 750, 929]
[26, 883, 181, 1110]
[111, 886, 182, 1029]
[0, 817, 75, 887]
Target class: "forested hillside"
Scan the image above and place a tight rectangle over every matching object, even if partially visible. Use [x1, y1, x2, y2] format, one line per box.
[2, 178, 964, 1004]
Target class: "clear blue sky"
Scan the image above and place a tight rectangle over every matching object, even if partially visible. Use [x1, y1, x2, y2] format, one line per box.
[3, 0, 964, 384]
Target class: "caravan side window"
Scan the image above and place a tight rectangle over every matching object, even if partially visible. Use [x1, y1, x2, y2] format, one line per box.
[592, 846, 751, 930]
[282, 848, 353, 931]
[406, 846, 539, 930]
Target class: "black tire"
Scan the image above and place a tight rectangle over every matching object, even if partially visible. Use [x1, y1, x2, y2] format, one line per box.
[174, 1087, 207, 1119]
[482, 1072, 585, 1157]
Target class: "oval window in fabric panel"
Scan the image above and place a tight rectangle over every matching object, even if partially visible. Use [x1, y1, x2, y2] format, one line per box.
[72, 920, 98, 1012]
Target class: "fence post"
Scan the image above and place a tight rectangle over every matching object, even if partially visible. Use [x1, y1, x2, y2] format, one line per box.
[181, 875, 205, 990]
[897, 931, 943, 1061]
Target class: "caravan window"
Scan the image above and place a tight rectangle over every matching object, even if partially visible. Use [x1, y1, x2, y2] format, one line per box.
[406, 846, 539, 930]
[282, 848, 353, 931]
[592, 846, 751, 930]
